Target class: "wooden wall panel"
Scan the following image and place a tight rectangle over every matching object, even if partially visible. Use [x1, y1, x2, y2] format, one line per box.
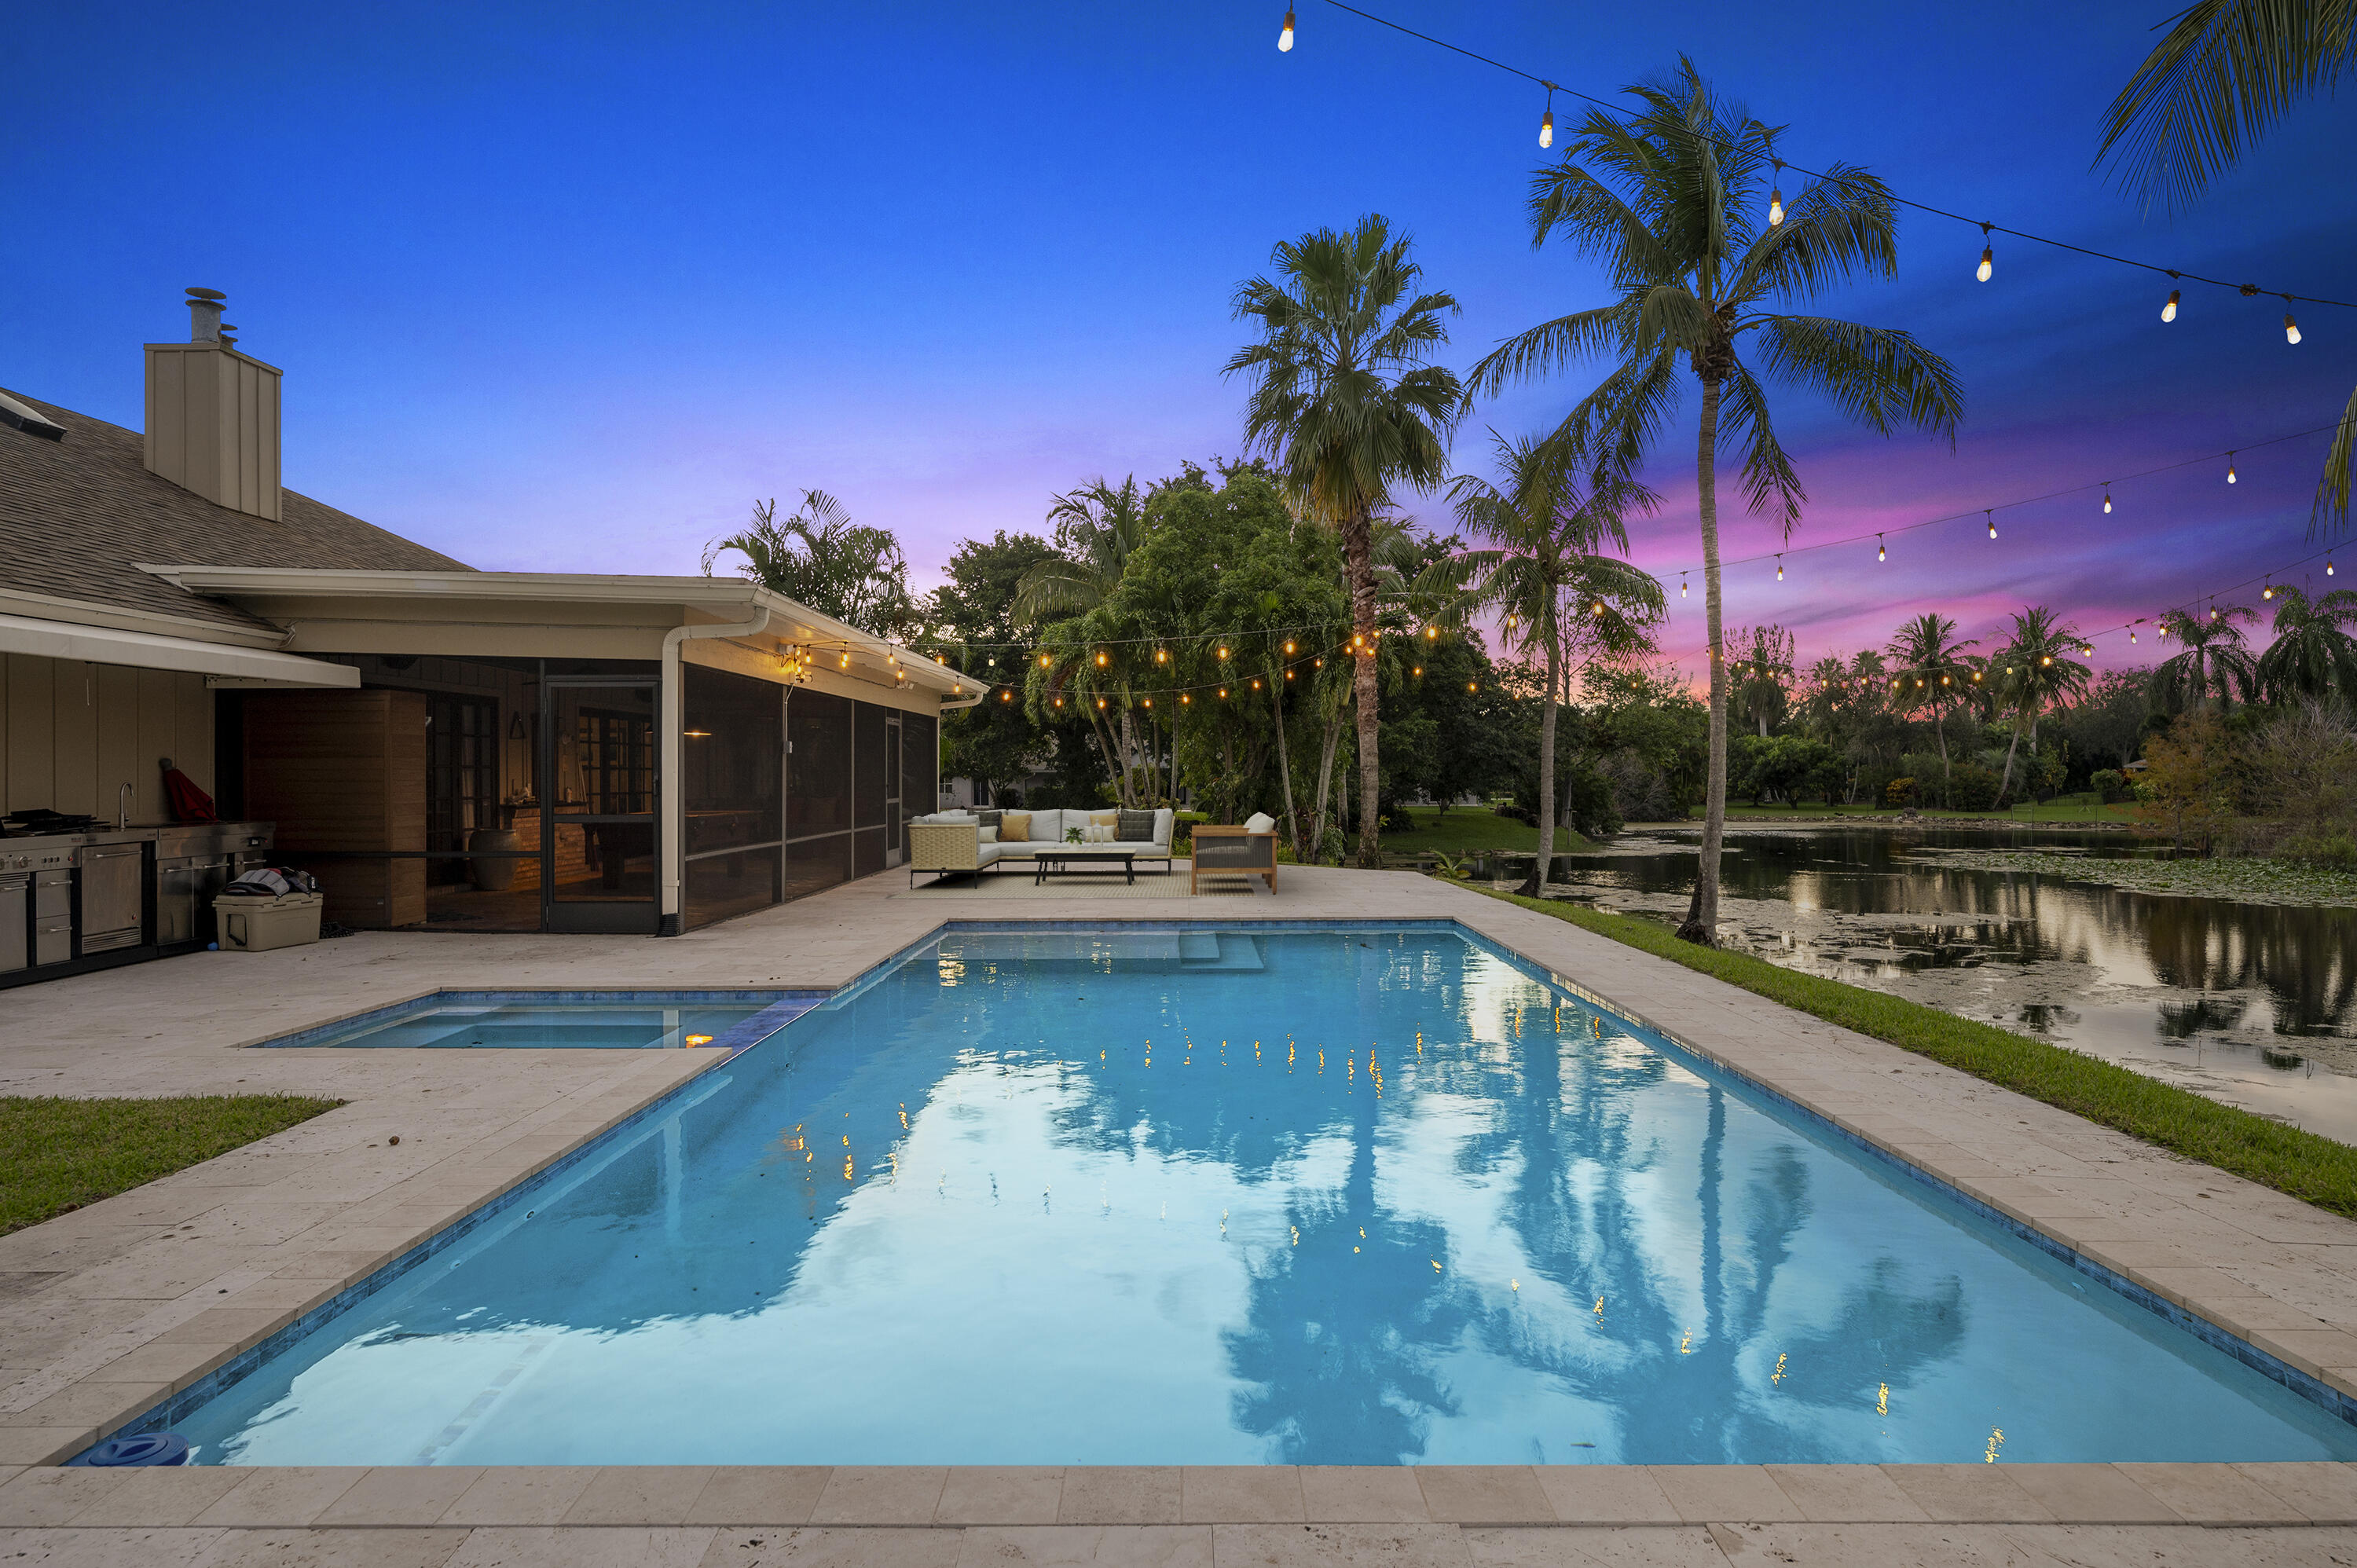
[49, 660, 96, 817]
[243, 689, 427, 928]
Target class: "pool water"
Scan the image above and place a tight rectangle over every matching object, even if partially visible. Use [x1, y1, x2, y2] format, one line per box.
[288, 1002, 771, 1050]
[165, 924, 2357, 1466]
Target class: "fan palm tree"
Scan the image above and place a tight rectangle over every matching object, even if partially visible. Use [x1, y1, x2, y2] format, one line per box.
[1468, 60, 1963, 944]
[1433, 432, 1666, 895]
[2096, 1, 2357, 533]
[1728, 625, 1795, 738]
[702, 489, 916, 638]
[1991, 607, 2091, 799]
[1228, 215, 1464, 868]
[2150, 604, 2261, 713]
[1886, 613, 1978, 805]
[2256, 583, 2357, 699]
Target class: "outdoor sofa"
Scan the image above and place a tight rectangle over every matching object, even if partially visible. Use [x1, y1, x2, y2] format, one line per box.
[907, 808, 1175, 885]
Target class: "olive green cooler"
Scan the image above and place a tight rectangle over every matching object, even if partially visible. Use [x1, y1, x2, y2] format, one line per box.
[213, 892, 324, 951]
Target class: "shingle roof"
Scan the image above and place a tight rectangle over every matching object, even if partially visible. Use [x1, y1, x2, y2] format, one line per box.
[0, 387, 471, 636]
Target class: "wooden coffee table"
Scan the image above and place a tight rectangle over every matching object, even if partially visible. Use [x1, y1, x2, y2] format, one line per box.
[1032, 852, 1137, 886]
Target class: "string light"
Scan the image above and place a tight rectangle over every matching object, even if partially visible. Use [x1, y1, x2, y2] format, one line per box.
[1680, 573, 1688, 598]
[2102, 488, 2112, 515]
[1424, 625, 1439, 639]
[1283, 639, 1296, 654]
[1411, 665, 1423, 676]
[1154, 647, 1168, 663]
[1095, 650, 1109, 666]
[1217, 646, 1230, 660]
[1467, 681, 1478, 692]
[2227, 453, 2238, 484]
[1768, 159, 1784, 227]
[2162, 284, 2179, 323]
[1975, 222, 1993, 283]
[2285, 298, 2302, 344]
[1039, 654, 1050, 667]
[1001, 690, 1012, 702]
[1277, 7, 1294, 50]
[1986, 511, 1996, 540]
[1219, 687, 1229, 698]
[1776, 554, 1784, 581]
[2264, 584, 2275, 599]
[1538, 85, 1555, 148]
[1876, 533, 1885, 562]
[1181, 692, 1190, 704]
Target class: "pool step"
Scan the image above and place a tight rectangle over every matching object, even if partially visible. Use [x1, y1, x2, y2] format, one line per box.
[1179, 932, 1263, 972]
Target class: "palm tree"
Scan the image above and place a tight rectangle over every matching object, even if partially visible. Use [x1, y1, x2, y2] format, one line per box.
[2256, 583, 2357, 700]
[702, 490, 915, 637]
[1727, 625, 1795, 738]
[1228, 215, 1464, 868]
[2096, 1, 2357, 534]
[1468, 60, 1963, 944]
[2150, 604, 2260, 713]
[1435, 432, 1666, 895]
[1886, 613, 1978, 806]
[1016, 478, 1150, 805]
[1991, 606, 2091, 799]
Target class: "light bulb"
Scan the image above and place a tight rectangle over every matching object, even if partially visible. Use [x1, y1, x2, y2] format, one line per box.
[2162, 289, 2179, 323]
[1769, 189, 1783, 227]
[1039, 654, 1050, 666]
[2227, 456, 2238, 484]
[1877, 535, 1886, 562]
[1219, 687, 1228, 698]
[2286, 312, 2302, 345]
[1776, 555, 1783, 581]
[1680, 575, 1688, 598]
[1217, 646, 1229, 659]
[1975, 225, 1994, 283]
[1987, 512, 1997, 540]
[1468, 681, 1477, 693]
[2102, 489, 2112, 515]
[2210, 606, 2220, 621]
[1277, 8, 1294, 50]
[2264, 584, 2275, 599]
[1096, 650, 1109, 665]
[1539, 107, 1553, 149]
[1284, 639, 1296, 654]
[1155, 647, 1168, 663]
[1001, 690, 1012, 702]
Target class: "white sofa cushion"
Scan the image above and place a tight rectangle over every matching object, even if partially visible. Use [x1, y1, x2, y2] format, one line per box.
[1153, 808, 1175, 847]
[1243, 811, 1276, 833]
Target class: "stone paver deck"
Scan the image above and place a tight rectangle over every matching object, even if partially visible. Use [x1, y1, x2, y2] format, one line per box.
[5, 865, 2357, 1566]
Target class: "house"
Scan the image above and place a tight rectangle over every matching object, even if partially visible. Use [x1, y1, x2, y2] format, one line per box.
[2, 291, 973, 985]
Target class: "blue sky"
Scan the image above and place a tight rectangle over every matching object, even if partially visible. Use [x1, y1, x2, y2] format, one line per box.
[8, 1, 2354, 672]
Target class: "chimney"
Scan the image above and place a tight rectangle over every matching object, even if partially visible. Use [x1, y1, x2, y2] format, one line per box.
[143, 287, 282, 520]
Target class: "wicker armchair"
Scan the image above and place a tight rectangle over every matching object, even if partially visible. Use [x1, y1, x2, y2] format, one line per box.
[1189, 824, 1277, 892]
[908, 821, 996, 885]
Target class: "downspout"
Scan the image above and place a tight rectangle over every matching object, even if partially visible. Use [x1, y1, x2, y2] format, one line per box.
[659, 603, 772, 936]
[930, 685, 989, 819]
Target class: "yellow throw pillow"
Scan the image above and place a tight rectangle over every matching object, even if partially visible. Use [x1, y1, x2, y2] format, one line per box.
[1000, 811, 1032, 842]
[1091, 811, 1119, 827]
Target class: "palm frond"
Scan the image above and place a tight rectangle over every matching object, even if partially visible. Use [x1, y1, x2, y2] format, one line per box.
[1752, 314, 1965, 442]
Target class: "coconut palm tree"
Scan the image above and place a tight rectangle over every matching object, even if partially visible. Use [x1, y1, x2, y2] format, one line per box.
[2256, 583, 2357, 700]
[1433, 432, 1666, 895]
[1468, 60, 1963, 944]
[1991, 607, 2091, 799]
[1886, 613, 1978, 806]
[1728, 625, 1795, 738]
[1012, 477, 1147, 625]
[2096, 2, 2357, 533]
[1228, 216, 1464, 868]
[702, 489, 916, 638]
[2150, 604, 2261, 713]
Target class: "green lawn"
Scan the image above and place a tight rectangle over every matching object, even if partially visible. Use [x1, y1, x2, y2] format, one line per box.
[0, 1095, 343, 1236]
[1467, 885, 2357, 1218]
[1379, 805, 1585, 857]
[1721, 791, 2138, 826]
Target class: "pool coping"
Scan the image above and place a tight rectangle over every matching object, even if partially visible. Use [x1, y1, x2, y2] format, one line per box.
[7, 871, 2357, 1545]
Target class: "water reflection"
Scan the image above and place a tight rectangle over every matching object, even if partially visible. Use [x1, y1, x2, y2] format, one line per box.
[1485, 827, 2357, 1141]
[167, 929, 2357, 1467]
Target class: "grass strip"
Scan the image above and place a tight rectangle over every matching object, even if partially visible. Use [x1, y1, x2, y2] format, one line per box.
[1471, 885, 2357, 1218]
[0, 1094, 342, 1236]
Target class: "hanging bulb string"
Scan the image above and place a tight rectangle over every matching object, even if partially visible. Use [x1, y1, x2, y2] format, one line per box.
[1295, 0, 2357, 312]
[1657, 417, 2338, 580]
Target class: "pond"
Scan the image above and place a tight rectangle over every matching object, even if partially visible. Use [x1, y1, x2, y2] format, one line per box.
[1473, 825, 2357, 1145]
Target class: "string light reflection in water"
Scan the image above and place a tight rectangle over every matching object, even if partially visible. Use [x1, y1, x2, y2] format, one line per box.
[166, 926, 2356, 1466]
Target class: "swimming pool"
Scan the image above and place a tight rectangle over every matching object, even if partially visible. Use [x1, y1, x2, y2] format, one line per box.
[155, 922, 2357, 1465]
[258, 992, 819, 1050]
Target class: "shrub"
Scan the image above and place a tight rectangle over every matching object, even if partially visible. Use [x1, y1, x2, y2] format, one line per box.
[1945, 762, 2004, 811]
[2278, 833, 2357, 871]
[1495, 801, 1538, 826]
[1884, 776, 1918, 808]
[2090, 768, 2126, 804]
[992, 786, 1024, 809]
[1378, 800, 1419, 833]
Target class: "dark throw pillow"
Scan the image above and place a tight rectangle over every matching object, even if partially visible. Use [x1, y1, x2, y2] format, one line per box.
[1116, 809, 1157, 842]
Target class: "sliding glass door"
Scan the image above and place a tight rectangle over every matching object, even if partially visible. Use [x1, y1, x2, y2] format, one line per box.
[544, 678, 658, 933]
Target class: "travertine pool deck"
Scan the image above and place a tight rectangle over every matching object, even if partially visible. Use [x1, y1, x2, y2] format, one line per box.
[5, 865, 2357, 1567]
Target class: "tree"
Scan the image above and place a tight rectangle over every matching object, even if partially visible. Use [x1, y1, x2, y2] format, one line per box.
[1727, 625, 1795, 738]
[1228, 215, 1464, 867]
[1885, 613, 1978, 805]
[2256, 583, 2357, 701]
[2150, 604, 2260, 713]
[1991, 606, 2091, 799]
[1468, 60, 1963, 943]
[928, 531, 1060, 802]
[702, 491, 917, 638]
[1437, 432, 1666, 893]
[2135, 710, 2238, 855]
[1016, 478, 1152, 806]
[2096, 0, 2357, 537]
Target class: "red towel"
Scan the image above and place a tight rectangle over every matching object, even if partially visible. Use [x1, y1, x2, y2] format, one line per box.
[162, 765, 218, 823]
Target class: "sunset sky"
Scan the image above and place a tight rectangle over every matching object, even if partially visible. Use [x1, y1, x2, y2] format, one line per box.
[9, 0, 2354, 675]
